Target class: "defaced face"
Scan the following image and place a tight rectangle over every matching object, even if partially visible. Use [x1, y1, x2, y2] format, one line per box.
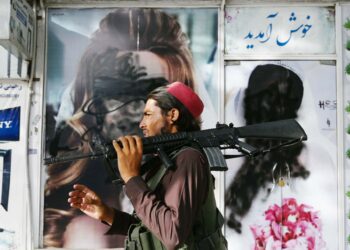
[139, 99, 174, 137]
[101, 51, 169, 139]
[102, 99, 145, 139]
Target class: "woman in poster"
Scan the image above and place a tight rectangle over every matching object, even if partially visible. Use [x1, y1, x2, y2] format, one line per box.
[44, 9, 201, 248]
[224, 61, 337, 249]
[44, 8, 218, 248]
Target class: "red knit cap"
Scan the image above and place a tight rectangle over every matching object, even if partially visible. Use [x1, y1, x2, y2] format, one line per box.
[166, 82, 204, 118]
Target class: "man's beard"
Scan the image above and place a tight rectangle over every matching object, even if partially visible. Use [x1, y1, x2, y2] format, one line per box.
[160, 122, 172, 135]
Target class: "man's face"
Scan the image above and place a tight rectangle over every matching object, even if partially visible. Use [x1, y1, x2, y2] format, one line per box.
[139, 99, 171, 137]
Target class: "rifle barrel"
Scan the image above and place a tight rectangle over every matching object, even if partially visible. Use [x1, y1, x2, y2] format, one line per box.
[44, 151, 105, 164]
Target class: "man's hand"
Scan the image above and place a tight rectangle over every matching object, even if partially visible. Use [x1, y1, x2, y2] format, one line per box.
[113, 135, 143, 183]
[68, 184, 114, 225]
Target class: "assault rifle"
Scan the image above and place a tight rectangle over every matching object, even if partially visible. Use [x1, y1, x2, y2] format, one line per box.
[44, 119, 307, 183]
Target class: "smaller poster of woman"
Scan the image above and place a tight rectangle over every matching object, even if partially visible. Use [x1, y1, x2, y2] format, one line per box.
[224, 61, 337, 250]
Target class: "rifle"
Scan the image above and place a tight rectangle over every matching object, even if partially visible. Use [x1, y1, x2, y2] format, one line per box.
[44, 119, 307, 183]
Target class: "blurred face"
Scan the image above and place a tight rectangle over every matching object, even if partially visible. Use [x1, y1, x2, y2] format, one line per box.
[101, 51, 170, 139]
[102, 99, 145, 139]
[139, 99, 172, 137]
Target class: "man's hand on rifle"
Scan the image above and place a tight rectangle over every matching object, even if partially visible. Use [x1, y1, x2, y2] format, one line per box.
[113, 135, 143, 183]
[68, 184, 114, 225]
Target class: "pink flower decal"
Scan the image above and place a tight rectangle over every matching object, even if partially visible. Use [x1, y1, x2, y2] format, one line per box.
[250, 198, 326, 250]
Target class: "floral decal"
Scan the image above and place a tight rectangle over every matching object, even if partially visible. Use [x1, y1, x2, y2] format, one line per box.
[250, 198, 326, 250]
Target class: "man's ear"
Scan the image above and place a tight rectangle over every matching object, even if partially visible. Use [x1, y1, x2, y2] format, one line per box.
[167, 108, 180, 124]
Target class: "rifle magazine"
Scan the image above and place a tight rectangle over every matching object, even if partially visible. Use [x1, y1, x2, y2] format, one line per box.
[202, 147, 228, 171]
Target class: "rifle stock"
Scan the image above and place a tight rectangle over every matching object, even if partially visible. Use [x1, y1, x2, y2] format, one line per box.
[236, 119, 307, 140]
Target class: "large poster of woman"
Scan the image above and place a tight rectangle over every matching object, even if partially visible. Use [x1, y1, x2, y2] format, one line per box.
[224, 61, 337, 249]
[44, 8, 218, 248]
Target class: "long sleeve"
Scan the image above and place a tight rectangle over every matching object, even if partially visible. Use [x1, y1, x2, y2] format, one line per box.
[105, 209, 139, 235]
[124, 148, 209, 250]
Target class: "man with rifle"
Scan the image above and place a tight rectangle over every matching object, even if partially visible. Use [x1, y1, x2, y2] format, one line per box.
[68, 82, 228, 250]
